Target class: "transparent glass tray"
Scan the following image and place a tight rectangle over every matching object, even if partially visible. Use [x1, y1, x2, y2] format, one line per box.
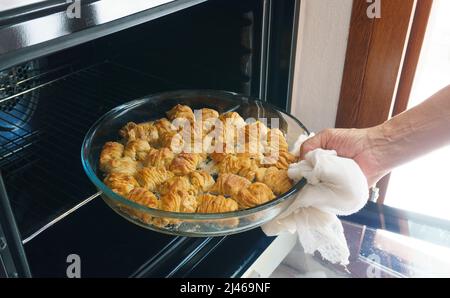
[81, 90, 308, 236]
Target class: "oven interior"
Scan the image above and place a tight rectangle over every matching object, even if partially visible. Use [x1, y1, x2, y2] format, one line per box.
[0, 0, 298, 277]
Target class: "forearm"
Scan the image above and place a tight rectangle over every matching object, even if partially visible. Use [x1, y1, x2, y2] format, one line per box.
[371, 85, 450, 172]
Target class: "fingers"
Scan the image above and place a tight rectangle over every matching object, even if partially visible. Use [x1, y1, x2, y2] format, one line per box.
[300, 132, 324, 160]
[299, 129, 335, 160]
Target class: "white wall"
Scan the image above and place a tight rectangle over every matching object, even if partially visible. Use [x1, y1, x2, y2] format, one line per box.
[291, 0, 353, 133]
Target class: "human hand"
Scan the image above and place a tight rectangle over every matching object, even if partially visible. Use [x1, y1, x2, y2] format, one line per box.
[299, 127, 387, 187]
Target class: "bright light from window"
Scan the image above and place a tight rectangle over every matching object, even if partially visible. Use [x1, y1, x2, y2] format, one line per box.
[385, 0, 450, 221]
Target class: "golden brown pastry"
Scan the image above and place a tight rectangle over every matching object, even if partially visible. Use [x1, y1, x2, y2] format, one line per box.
[180, 192, 198, 213]
[234, 164, 258, 182]
[219, 111, 246, 128]
[231, 121, 267, 159]
[200, 132, 215, 154]
[209, 141, 234, 163]
[214, 123, 238, 147]
[135, 166, 174, 191]
[210, 173, 251, 197]
[158, 176, 195, 197]
[235, 143, 265, 162]
[103, 173, 139, 196]
[123, 187, 158, 224]
[261, 151, 297, 170]
[256, 167, 293, 195]
[196, 108, 219, 135]
[216, 111, 246, 144]
[160, 189, 197, 213]
[159, 130, 186, 153]
[154, 118, 177, 136]
[216, 154, 259, 181]
[169, 153, 205, 175]
[172, 130, 205, 154]
[127, 187, 159, 208]
[198, 108, 219, 121]
[196, 194, 239, 213]
[216, 154, 250, 174]
[143, 147, 175, 169]
[166, 104, 195, 124]
[209, 151, 228, 163]
[244, 121, 268, 144]
[159, 190, 181, 212]
[100, 105, 300, 217]
[123, 139, 151, 161]
[99, 142, 124, 172]
[189, 170, 215, 193]
[235, 182, 275, 209]
[265, 128, 289, 153]
[178, 124, 203, 153]
[119, 122, 159, 145]
[103, 156, 139, 176]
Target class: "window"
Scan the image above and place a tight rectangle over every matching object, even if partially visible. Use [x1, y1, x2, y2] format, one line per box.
[384, 0, 450, 220]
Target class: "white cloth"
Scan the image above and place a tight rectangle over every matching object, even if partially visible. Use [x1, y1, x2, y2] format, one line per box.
[262, 134, 369, 266]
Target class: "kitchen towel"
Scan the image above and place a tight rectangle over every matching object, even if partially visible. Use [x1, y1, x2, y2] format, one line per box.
[262, 134, 369, 266]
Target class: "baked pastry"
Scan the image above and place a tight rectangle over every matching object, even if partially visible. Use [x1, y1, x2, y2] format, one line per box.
[123, 139, 151, 161]
[119, 121, 159, 145]
[244, 121, 268, 144]
[196, 194, 238, 213]
[135, 166, 174, 191]
[160, 189, 197, 213]
[104, 173, 139, 196]
[158, 176, 195, 196]
[209, 142, 234, 163]
[103, 156, 139, 176]
[235, 182, 275, 209]
[143, 147, 175, 169]
[170, 153, 205, 176]
[198, 108, 219, 122]
[99, 142, 124, 171]
[219, 111, 246, 128]
[99, 104, 299, 224]
[261, 151, 297, 170]
[159, 130, 184, 152]
[196, 108, 219, 135]
[127, 187, 159, 208]
[265, 128, 289, 153]
[178, 124, 203, 153]
[125, 188, 159, 224]
[154, 118, 177, 136]
[216, 111, 246, 145]
[153, 187, 198, 227]
[210, 173, 251, 197]
[166, 104, 195, 124]
[256, 166, 293, 195]
[216, 154, 259, 181]
[189, 170, 215, 193]
[197, 194, 240, 227]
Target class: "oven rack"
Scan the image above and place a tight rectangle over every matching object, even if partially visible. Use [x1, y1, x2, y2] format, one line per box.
[0, 62, 178, 240]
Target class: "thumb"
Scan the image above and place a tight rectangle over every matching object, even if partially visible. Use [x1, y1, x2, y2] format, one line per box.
[300, 135, 322, 160]
[299, 129, 333, 160]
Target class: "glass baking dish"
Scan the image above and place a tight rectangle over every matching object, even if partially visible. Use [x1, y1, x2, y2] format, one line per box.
[81, 90, 308, 236]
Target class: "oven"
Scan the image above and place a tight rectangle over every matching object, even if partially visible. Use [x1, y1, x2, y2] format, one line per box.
[0, 0, 300, 277]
